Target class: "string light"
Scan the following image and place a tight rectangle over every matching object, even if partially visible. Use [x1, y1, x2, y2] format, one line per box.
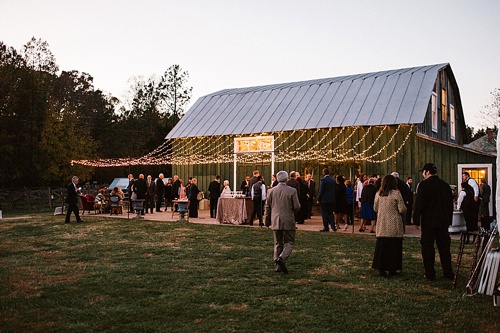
[71, 125, 415, 167]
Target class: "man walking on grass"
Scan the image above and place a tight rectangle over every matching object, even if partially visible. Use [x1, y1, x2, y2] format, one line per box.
[264, 171, 300, 274]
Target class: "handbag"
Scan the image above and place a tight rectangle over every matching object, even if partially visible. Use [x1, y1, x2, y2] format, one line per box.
[197, 191, 204, 201]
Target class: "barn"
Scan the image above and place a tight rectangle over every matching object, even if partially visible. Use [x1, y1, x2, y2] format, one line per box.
[165, 63, 495, 207]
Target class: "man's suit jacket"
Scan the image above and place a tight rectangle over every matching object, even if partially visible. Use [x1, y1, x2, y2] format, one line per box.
[146, 180, 156, 196]
[308, 179, 316, 199]
[413, 175, 453, 228]
[208, 180, 221, 199]
[65, 182, 79, 204]
[155, 178, 165, 196]
[317, 175, 336, 204]
[172, 179, 181, 199]
[264, 183, 300, 231]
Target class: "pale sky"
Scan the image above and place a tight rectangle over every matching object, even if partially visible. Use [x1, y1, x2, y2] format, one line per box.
[2, 0, 499, 130]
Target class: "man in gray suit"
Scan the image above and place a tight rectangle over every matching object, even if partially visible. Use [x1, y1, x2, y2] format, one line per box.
[264, 171, 300, 274]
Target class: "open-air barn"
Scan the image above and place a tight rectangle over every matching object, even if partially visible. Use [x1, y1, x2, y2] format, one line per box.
[165, 63, 495, 208]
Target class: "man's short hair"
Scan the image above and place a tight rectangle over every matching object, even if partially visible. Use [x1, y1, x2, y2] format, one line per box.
[253, 170, 260, 176]
[323, 168, 330, 175]
[215, 175, 220, 180]
[277, 171, 288, 182]
[391, 172, 399, 178]
[289, 171, 296, 178]
[463, 171, 470, 177]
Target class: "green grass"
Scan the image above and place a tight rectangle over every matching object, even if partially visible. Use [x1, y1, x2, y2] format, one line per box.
[0, 214, 498, 333]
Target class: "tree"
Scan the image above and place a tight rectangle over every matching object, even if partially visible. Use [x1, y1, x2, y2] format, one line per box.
[158, 64, 193, 120]
[479, 88, 500, 127]
[21, 37, 59, 74]
[38, 99, 96, 184]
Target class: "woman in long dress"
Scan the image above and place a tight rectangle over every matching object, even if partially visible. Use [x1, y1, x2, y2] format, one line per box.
[372, 175, 407, 277]
[188, 178, 200, 218]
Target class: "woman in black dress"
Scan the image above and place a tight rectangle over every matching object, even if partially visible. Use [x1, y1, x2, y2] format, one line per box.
[188, 178, 201, 218]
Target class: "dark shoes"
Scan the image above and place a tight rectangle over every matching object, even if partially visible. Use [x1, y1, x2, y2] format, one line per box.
[275, 257, 288, 274]
[424, 274, 436, 281]
[320, 229, 329, 232]
[443, 272, 455, 280]
[379, 270, 387, 277]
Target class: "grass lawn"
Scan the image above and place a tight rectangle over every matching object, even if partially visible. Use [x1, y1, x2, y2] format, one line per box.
[0, 214, 498, 332]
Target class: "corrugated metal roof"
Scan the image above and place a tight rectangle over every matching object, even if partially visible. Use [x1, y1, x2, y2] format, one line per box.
[166, 63, 449, 139]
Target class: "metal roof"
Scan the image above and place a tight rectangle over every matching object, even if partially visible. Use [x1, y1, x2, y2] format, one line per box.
[166, 63, 450, 139]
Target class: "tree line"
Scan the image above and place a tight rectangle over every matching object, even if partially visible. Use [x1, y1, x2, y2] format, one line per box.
[0, 37, 192, 188]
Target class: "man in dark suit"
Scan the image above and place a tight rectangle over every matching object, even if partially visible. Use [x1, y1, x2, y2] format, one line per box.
[296, 172, 309, 224]
[391, 172, 412, 227]
[133, 174, 147, 215]
[247, 170, 260, 195]
[155, 173, 165, 212]
[264, 170, 300, 274]
[240, 176, 250, 196]
[413, 163, 454, 281]
[317, 168, 336, 232]
[65, 176, 83, 223]
[208, 175, 221, 218]
[306, 174, 316, 219]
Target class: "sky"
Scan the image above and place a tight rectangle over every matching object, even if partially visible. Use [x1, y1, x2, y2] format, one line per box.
[1, 0, 499, 130]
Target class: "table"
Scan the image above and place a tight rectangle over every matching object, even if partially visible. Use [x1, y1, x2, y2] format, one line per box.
[216, 197, 253, 225]
[173, 200, 189, 221]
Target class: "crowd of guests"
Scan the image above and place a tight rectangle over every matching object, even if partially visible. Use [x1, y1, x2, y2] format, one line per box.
[66, 165, 491, 279]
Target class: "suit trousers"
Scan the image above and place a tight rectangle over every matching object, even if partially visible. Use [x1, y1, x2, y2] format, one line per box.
[420, 224, 453, 279]
[320, 202, 336, 231]
[210, 197, 219, 217]
[65, 201, 81, 223]
[156, 194, 163, 212]
[274, 229, 296, 261]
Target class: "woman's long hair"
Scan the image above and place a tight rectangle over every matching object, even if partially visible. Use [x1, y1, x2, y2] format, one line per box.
[378, 175, 398, 196]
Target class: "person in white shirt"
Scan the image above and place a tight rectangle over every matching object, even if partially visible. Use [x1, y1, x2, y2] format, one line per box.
[221, 180, 232, 198]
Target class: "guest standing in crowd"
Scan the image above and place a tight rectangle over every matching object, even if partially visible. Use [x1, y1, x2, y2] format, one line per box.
[240, 176, 250, 196]
[345, 179, 355, 227]
[479, 177, 491, 218]
[164, 178, 173, 212]
[406, 177, 414, 225]
[155, 173, 165, 212]
[271, 174, 279, 188]
[172, 175, 181, 211]
[126, 174, 135, 213]
[133, 174, 147, 215]
[456, 181, 477, 244]
[208, 175, 221, 218]
[221, 180, 232, 197]
[250, 175, 266, 226]
[360, 179, 377, 233]
[317, 168, 336, 232]
[188, 178, 200, 218]
[264, 171, 300, 274]
[145, 175, 156, 214]
[391, 172, 412, 227]
[296, 172, 309, 225]
[306, 174, 316, 219]
[413, 163, 454, 281]
[65, 176, 83, 224]
[372, 175, 407, 276]
[334, 175, 348, 230]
